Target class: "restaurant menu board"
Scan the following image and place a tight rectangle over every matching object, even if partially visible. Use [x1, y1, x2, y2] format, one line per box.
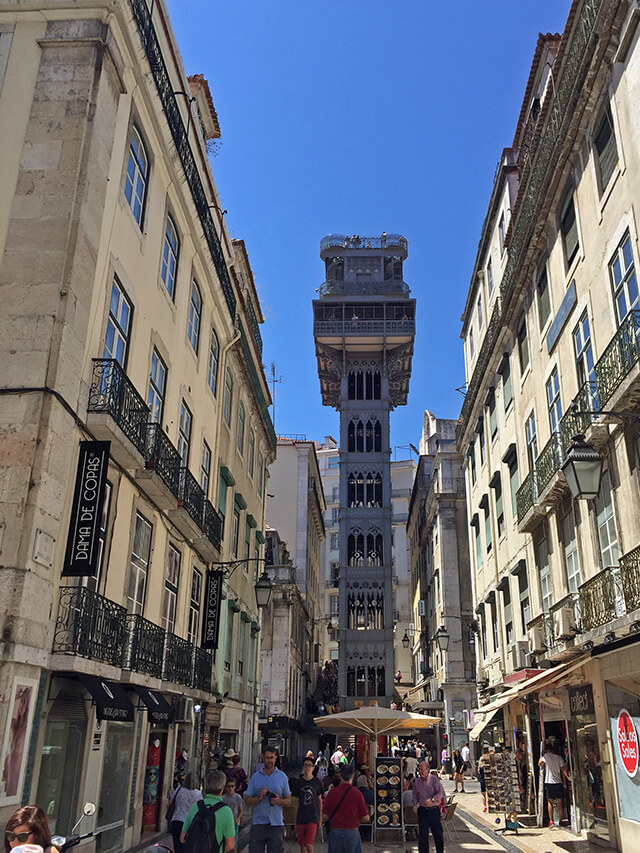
[375, 757, 402, 831]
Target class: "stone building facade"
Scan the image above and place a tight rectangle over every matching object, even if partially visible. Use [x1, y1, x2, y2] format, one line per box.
[458, 1, 640, 847]
[313, 234, 415, 708]
[0, 0, 274, 847]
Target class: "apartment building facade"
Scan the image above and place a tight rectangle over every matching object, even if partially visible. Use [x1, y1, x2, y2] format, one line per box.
[0, 1, 274, 848]
[458, 1, 640, 847]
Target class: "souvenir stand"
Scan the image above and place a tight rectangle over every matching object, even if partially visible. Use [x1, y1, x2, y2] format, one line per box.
[482, 752, 521, 834]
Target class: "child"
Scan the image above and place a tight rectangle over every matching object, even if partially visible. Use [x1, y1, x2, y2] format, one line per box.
[221, 778, 243, 845]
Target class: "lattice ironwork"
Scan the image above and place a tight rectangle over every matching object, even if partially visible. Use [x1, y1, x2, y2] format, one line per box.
[246, 297, 263, 356]
[318, 279, 410, 297]
[579, 565, 625, 632]
[179, 467, 206, 528]
[237, 325, 276, 450]
[203, 500, 222, 552]
[193, 646, 213, 692]
[620, 544, 640, 613]
[88, 359, 149, 454]
[163, 632, 194, 685]
[145, 422, 181, 499]
[320, 234, 407, 253]
[516, 472, 537, 522]
[53, 586, 126, 667]
[535, 432, 564, 495]
[314, 319, 414, 336]
[124, 613, 165, 678]
[594, 310, 640, 406]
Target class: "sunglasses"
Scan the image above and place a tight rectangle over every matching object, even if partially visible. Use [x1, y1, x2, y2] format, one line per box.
[6, 832, 32, 843]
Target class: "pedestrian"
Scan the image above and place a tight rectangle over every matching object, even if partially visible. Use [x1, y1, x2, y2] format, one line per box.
[460, 742, 471, 777]
[404, 753, 418, 778]
[539, 742, 570, 827]
[4, 805, 60, 853]
[440, 746, 448, 776]
[322, 765, 369, 853]
[222, 778, 244, 847]
[181, 770, 235, 853]
[168, 771, 203, 853]
[244, 745, 291, 853]
[315, 752, 328, 782]
[478, 753, 488, 812]
[355, 764, 372, 790]
[412, 761, 445, 853]
[291, 756, 323, 853]
[453, 749, 465, 793]
[330, 745, 346, 767]
[226, 753, 248, 796]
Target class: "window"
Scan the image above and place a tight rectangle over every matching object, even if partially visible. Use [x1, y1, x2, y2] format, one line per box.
[525, 411, 538, 472]
[244, 519, 252, 567]
[537, 266, 551, 329]
[330, 532, 339, 551]
[493, 475, 505, 537]
[472, 516, 482, 568]
[237, 401, 245, 454]
[218, 470, 228, 520]
[486, 257, 494, 295]
[477, 294, 484, 329]
[177, 400, 192, 467]
[490, 595, 499, 652]
[594, 470, 619, 568]
[223, 368, 233, 426]
[482, 499, 492, 552]
[517, 315, 529, 374]
[160, 215, 179, 299]
[517, 565, 530, 632]
[546, 367, 563, 433]
[330, 561, 340, 585]
[560, 192, 580, 267]
[498, 213, 506, 254]
[535, 526, 553, 612]
[84, 481, 112, 593]
[500, 354, 513, 411]
[104, 276, 132, 367]
[573, 311, 595, 396]
[594, 104, 618, 191]
[162, 543, 181, 634]
[257, 451, 264, 499]
[127, 512, 152, 615]
[207, 329, 219, 396]
[468, 326, 475, 360]
[609, 231, 638, 325]
[469, 445, 477, 485]
[187, 281, 202, 353]
[248, 430, 255, 478]
[480, 609, 488, 660]
[332, 507, 340, 525]
[147, 348, 167, 424]
[508, 455, 519, 518]
[200, 440, 211, 497]
[329, 595, 338, 618]
[187, 568, 202, 646]
[232, 509, 240, 558]
[237, 619, 246, 677]
[561, 503, 582, 592]
[124, 126, 148, 226]
[477, 421, 485, 466]
[332, 486, 340, 502]
[488, 390, 497, 439]
[502, 583, 514, 645]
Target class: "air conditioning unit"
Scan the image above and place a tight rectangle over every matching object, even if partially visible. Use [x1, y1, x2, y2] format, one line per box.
[174, 697, 194, 722]
[554, 607, 576, 640]
[528, 625, 546, 654]
[508, 641, 529, 671]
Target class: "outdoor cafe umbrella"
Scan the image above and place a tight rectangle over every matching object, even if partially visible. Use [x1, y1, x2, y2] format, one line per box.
[314, 706, 441, 767]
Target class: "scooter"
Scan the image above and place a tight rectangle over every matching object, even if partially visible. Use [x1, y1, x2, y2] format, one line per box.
[51, 803, 100, 852]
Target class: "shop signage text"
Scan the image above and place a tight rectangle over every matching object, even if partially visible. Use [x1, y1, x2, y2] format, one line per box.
[617, 709, 638, 777]
[568, 684, 595, 717]
[202, 569, 223, 649]
[62, 441, 110, 576]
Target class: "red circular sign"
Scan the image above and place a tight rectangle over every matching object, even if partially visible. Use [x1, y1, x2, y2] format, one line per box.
[617, 709, 639, 777]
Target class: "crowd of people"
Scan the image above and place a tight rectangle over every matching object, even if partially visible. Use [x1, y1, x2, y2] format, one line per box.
[313, 661, 340, 715]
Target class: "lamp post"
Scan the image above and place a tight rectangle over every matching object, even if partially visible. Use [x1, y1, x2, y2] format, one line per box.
[561, 434, 604, 500]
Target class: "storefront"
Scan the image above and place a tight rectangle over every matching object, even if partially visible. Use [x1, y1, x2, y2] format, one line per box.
[566, 683, 608, 838]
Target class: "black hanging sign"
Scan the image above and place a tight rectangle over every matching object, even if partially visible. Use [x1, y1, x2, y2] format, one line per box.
[62, 441, 111, 577]
[202, 569, 224, 649]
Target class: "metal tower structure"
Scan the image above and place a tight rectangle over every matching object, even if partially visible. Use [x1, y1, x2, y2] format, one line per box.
[313, 234, 415, 708]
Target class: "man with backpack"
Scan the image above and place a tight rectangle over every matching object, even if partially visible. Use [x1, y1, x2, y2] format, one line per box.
[244, 745, 291, 853]
[181, 770, 236, 853]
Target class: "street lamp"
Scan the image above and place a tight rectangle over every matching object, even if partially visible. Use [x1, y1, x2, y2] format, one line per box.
[402, 632, 410, 649]
[561, 434, 603, 500]
[435, 626, 450, 652]
[254, 571, 273, 609]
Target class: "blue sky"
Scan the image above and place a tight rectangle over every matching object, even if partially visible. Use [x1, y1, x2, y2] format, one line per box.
[166, 0, 571, 452]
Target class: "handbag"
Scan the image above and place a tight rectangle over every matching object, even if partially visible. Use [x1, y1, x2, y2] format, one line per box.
[165, 784, 181, 823]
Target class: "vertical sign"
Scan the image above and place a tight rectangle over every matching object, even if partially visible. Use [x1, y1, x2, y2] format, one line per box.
[62, 441, 110, 576]
[202, 569, 224, 649]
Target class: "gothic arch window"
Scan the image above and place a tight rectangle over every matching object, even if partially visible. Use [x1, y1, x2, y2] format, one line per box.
[374, 473, 383, 506]
[377, 666, 386, 696]
[348, 530, 364, 566]
[348, 472, 356, 506]
[348, 419, 364, 452]
[374, 421, 382, 452]
[367, 531, 383, 566]
[356, 666, 366, 697]
[347, 666, 355, 695]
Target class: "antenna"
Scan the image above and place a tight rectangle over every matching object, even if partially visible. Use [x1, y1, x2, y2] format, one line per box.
[270, 362, 282, 433]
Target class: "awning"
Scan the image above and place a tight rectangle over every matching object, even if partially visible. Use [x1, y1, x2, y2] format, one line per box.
[404, 677, 430, 697]
[469, 691, 517, 741]
[76, 673, 134, 722]
[132, 685, 173, 724]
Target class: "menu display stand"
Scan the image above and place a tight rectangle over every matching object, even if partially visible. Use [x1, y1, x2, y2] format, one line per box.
[374, 756, 403, 844]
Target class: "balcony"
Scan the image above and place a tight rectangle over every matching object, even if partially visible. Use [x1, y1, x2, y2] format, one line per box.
[193, 646, 213, 692]
[87, 359, 149, 469]
[318, 278, 410, 298]
[170, 468, 207, 540]
[314, 318, 415, 339]
[124, 613, 165, 679]
[620, 544, 640, 613]
[136, 422, 181, 508]
[53, 586, 127, 668]
[163, 632, 194, 686]
[195, 500, 223, 559]
[515, 472, 546, 531]
[579, 566, 626, 632]
[594, 310, 640, 411]
[320, 233, 408, 255]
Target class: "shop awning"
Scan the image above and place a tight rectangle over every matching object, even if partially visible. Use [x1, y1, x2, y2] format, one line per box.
[404, 677, 430, 697]
[76, 673, 135, 722]
[469, 691, 517, 741]
[131, 685, 173, 724]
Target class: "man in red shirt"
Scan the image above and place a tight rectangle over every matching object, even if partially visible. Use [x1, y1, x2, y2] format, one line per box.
[323, 765, 369, 853]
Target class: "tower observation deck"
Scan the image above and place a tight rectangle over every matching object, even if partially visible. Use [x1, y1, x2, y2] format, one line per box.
[313, 233, 415, 708]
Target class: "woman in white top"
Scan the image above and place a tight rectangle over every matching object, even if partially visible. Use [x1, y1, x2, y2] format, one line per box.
[169, 772, 203, 853]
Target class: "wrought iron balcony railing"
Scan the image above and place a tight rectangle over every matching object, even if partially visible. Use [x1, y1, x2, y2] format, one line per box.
[237, 325, 276, 450]
[203, 500, 223, 551]
[579, 565, 625, 632]
[53, 586, 127, 668]
[620, 544, 640, 613]
[314, 319, 415, 337]
[163, 632, 194, 685]
[193, 646, 213, 692]
[124, 613, 165, 678]
[318, 279, 410, 297]
[320, 233, 407, 253]
[88, 359, 149, 455]
[179, 467, 206, 529]
[145, 422, 182, 499]
[516, 471, 537, 522]
[593, 310, 640, 407]
[246, 297, 263, 357]
[534, 432, 564, 495]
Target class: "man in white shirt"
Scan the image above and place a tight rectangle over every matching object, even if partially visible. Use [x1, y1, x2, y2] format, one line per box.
[330, 745, 345, 767]
[539, 744, 570, 827]
[460, 743, 471, 777]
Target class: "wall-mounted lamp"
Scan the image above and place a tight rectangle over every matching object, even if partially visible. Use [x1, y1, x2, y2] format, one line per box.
[561, 434, 603, 500]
